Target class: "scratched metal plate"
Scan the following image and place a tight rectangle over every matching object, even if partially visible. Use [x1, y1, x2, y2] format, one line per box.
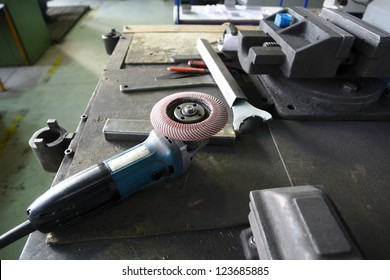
[125, 33, 221, 64]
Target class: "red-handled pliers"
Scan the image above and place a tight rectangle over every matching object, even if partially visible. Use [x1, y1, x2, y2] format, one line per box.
[166, 66, 209, 74]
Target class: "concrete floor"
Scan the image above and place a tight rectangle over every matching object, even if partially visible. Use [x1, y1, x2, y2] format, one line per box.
[0, 0, 173, 260]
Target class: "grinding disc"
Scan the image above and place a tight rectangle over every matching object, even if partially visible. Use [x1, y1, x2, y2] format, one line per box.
[150, 92, 228, 141]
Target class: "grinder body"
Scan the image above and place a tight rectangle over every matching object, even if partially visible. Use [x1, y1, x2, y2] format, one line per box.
[27, 130, 196, 233]
[0, 91, 228, 249]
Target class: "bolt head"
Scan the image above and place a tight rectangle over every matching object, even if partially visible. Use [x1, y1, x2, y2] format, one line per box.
[182, 105, 197, 115]
[342, 82, 358, 93]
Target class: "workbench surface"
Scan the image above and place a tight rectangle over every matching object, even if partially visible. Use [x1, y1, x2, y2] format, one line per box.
[20, 26, 390, 260]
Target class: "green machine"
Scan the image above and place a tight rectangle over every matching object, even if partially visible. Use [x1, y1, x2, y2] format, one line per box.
[0, 0, 50, 66]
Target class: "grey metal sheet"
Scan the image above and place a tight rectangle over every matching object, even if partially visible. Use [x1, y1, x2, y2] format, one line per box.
[268, 120, 390, 259]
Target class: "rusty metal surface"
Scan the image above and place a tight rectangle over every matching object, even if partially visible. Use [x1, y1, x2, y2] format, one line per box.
[125, 33, 221, 64]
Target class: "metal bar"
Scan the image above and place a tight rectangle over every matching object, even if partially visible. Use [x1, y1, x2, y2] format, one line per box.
[197, 38, 272, 131]
[120, 74, 216, 93]
[103, 119, 236, 146]
[196, 38, 247, 108]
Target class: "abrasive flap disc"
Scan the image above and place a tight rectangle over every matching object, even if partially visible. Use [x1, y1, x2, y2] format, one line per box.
[150, 91, 228, 141]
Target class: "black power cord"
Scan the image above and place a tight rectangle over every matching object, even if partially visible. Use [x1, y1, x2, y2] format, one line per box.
[0, 220, 35, 249]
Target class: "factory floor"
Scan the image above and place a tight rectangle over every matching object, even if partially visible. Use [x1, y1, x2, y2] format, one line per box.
[0, 0, 173, 260]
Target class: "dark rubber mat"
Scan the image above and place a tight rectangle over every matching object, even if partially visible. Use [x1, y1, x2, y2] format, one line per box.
[47, 6, 90, 43]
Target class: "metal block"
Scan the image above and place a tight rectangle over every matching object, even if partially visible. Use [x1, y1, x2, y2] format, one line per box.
[103, 119, 236, 146]
[242, 185, 363, 260]
[239, 7, 355, 78]
[320, 8, 390, 78]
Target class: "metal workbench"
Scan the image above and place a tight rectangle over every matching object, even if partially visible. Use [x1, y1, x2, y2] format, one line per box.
[20, 28, 390, 260]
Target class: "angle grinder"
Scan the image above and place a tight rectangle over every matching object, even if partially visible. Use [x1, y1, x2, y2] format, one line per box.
[0, 91, 228, 249]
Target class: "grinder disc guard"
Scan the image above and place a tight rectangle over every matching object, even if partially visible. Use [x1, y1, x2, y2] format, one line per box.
[150, 92, 228, 141]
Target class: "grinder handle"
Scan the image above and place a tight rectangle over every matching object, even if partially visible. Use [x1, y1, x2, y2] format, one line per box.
[27, 131, 185, 233]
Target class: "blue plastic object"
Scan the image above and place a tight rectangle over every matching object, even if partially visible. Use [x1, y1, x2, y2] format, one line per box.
[105, 130, 186, 198]
[274, 13, 292, 28]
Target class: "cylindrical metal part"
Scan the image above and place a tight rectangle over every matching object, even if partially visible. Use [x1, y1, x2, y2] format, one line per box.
[29, 119, 73, 173]
[102, 28, 121, 55]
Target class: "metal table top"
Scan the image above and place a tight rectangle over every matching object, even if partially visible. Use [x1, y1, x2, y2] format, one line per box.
[20, 34, 390, 260]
